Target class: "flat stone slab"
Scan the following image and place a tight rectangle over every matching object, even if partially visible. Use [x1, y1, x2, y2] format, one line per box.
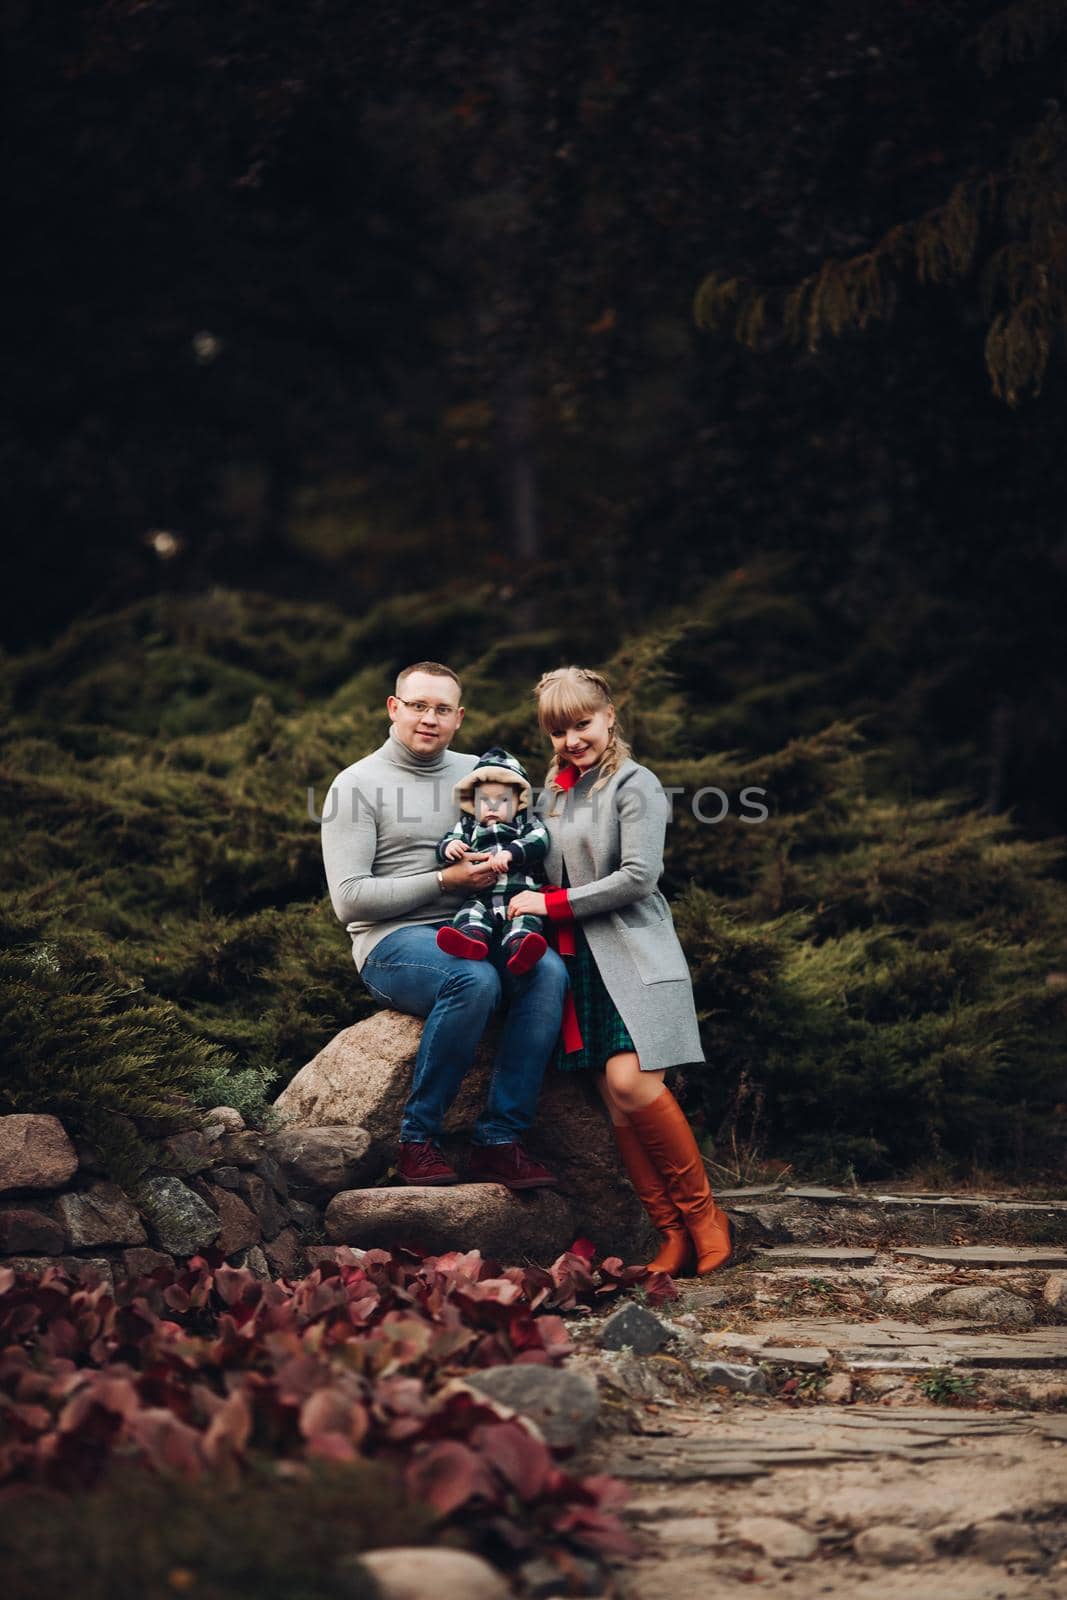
[755, 1246, 878, 1266]
[717, 1190, 1067, 1247]
[877, 1195, 1067, 1212]
[704, 1317, 1067, 1371]
[605, 1451, 771, 1481]
[894, 1245, 1067, 1267]
[939, 1332, 1067, 1369]
[715, 1186, 791, 1201]
[779, 1188, 1067, 1210]
[731, 1186, 1067, 1208]
[701, 1338, 832, 1371]
[325, 1181, 578, 1261]
[822, 1409, 1050, 1435]
[836, 1354, 966, 1374]
[782, 1187, 857, 1202]
[598, 1406, 1067, 1483]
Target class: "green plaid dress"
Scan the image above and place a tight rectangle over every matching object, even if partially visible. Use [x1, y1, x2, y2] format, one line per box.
[555, 870, 635, 1074]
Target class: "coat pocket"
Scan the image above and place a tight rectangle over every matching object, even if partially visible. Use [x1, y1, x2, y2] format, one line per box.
[609, 899, 691, 985]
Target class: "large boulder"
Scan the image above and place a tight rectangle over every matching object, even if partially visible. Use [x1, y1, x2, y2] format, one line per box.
[263, 1126, 386, 1193]
[0, 1115, 79, 1194]
[325, 1182, 579, 1262]
[276, 1011, 653, 1259]
[463, 1365, 600, 1451]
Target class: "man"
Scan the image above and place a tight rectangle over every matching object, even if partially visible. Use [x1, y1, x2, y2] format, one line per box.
[322, 661, 567, 1188]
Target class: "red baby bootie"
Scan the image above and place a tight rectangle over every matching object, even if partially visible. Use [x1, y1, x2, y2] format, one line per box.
[504, 932, 547, 975]
[437, 926, 490, 961]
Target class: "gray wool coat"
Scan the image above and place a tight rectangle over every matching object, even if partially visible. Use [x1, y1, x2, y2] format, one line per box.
[543, 758, 706, 1073]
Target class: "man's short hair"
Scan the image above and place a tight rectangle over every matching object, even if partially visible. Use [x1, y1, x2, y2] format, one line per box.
[395, 661, 462, 699]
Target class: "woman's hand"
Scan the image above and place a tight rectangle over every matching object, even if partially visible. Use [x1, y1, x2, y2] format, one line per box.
[507, 890, 547, 919]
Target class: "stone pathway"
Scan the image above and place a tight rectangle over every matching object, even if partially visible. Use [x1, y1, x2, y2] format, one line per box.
[563, 1189, 1067, 1598]
[603, 1406, 1067, 1599]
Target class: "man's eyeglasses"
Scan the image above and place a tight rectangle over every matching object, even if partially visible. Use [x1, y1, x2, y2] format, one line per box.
[395, 696, 460, 718]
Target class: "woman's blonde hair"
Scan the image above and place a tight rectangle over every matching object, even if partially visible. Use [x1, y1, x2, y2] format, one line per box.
[535, 665, 632, 799]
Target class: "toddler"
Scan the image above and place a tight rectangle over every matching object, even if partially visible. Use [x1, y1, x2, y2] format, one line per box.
[436, 747, 548, 975]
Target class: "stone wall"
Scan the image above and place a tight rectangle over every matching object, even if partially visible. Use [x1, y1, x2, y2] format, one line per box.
[0, 1110, 385, 1287]
[1, 1010, 653, 1284]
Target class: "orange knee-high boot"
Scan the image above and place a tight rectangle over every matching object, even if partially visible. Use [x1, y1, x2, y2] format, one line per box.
[627, 1089, 732, 1274]
[612, 1121, 695, 1276]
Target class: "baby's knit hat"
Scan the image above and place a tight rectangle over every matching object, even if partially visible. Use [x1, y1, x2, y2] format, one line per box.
[454, 747, 533, 815]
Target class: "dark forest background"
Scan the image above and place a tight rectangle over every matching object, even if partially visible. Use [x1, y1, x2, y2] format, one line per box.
[3, 0, 1066, 1183]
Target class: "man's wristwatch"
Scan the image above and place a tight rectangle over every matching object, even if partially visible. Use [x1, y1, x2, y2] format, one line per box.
[436, 870, 446, 893]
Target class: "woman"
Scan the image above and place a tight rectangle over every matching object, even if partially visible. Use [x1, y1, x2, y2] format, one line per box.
[507, 666, 731, 1276]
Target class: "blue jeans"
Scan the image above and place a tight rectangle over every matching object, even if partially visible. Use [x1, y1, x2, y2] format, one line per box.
[360, 924, 568, 1146]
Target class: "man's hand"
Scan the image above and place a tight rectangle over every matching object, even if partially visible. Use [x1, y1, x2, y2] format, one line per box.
[443, 838, 470, 862]
[441, 852, 497, 891]
[507, 890, 547, 918]
[489, 848, 513, 874]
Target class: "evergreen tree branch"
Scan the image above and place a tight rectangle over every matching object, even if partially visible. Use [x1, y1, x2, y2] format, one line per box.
[695, 21, 1067, 405]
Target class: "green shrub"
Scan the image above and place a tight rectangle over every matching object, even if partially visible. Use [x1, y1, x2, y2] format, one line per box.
[2, 584, 1065, 1181]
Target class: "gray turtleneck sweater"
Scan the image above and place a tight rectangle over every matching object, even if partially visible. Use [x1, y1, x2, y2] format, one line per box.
[322, 728, 479, 970]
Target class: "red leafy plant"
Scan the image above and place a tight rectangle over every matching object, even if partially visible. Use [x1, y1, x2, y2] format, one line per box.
[0, 1241, 657, 1560]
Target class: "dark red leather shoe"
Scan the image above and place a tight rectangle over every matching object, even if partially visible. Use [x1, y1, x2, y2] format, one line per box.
[467, 1141, 560, 1190]
[396, 1139, 460, 1186]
